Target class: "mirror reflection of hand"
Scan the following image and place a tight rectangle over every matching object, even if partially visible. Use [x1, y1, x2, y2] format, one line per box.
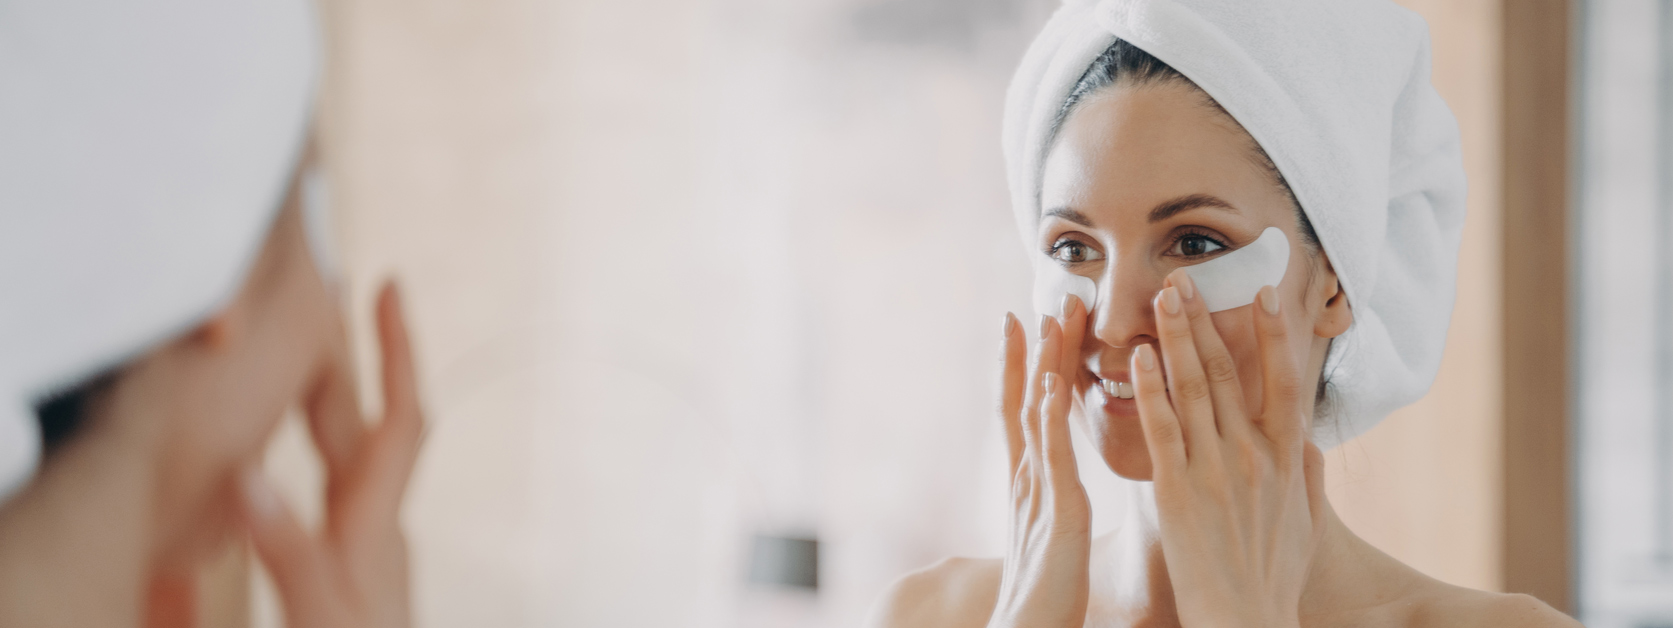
[1132, 274, 1326, 628]
[238, 282, 425, 628]
[986, 297, 1093, 628]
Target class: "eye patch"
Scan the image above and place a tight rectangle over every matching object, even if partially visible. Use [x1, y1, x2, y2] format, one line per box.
[1031, 227, 1289, 318]
[1181, 226, 1289, 312]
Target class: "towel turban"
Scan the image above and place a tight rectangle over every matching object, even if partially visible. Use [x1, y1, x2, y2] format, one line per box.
[1003, 0, 1467, 447]
[0, 0, 319, 501]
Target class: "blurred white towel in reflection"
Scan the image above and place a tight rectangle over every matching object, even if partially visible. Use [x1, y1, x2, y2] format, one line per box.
[1003, 0, 1467, 448]
[0, 0, 320, 501]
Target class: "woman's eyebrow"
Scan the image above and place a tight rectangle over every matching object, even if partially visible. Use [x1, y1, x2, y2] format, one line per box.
[1042, 207, 1095, 227]
[1148, 193, 1239, 223]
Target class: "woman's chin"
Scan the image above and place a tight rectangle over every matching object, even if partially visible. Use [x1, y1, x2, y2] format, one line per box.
[1077, 393, 1156, 481]
[1099, 438, 1156, 481]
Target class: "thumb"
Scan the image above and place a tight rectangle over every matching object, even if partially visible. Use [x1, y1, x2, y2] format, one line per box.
[239, 468, 338, 627]
[143, 571, 195, 628]
[1302, 441, 1328, 538]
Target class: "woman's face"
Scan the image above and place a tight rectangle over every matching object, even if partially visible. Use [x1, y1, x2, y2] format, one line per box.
[1036, 82, 1348, 481]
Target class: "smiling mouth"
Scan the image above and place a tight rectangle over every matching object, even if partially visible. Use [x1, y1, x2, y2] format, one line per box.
[1099, 378, 1135, 400]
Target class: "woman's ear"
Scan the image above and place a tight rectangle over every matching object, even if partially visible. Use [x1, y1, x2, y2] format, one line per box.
[191, 307, 241, 352]
[1312, 254, 1353, 339]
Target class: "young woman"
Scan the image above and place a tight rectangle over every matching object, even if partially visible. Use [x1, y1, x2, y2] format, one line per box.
[0, 1, 420, 626]
[869, 1, 1583, 626]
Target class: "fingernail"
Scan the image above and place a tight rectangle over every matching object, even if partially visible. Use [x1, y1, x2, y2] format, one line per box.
[1061, 294, 1080, 318]
[1259, 285, 1280, 316]
[1001, 312, 1016, 337]
[1043, 372, 1060, 393]
[240, 468, 280, 521]
[1160, 287, 1182, 315]
[1038, 314, 1052, 338]
[1175, 271, 1196, 301]
[1136, 344, 1157, 371]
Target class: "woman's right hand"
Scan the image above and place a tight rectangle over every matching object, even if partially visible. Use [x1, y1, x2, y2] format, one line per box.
[986, 297, 1092, 628]
[237, 283, 425, 628]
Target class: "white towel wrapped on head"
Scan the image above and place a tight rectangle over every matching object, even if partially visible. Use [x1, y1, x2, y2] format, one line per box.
[0, 0, 320, 501]
[1004, 0, 1467, 448]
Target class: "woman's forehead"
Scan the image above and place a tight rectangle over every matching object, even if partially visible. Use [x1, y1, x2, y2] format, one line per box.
[1039, 85, 1284, 227]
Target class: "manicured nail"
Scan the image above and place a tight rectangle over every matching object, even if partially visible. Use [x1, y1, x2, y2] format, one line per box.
[1136, 344, 1157, 371]
[1037, 314, 1064, 339]
[1258, 285, 1280, 316]
[1160, 287, 1182, 315]
[1002, 312, 1016, 337]
[240, 468, 280, 521]
[1174, 271, 1196, 301]
[1062, 294, 1081, 318]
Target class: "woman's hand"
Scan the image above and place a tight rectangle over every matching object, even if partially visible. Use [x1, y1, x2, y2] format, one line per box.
[987, 297, 1093, 628]
[1130, 273, 1327, 628]
[237, 283, 425, 628]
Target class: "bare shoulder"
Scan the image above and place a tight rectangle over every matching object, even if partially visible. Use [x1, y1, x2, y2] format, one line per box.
[864, 556, 1003, 628]
[1406, 585, 1582, 628]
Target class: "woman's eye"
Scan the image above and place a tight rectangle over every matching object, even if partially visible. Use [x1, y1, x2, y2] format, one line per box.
[1050, 240, 1102, 264]
[1173, 235, 1225, 258]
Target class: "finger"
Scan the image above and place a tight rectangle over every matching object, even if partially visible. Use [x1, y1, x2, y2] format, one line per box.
[1254, 285, 1307, 449]
[1019, 315, 1062, 462]
[1130, 343, 1186, 473]
[999, 312, 1027, 475]
[1055, 294, 1087, 383]
[377, 283, 424, 442]
[239, 468, 337, 627]
[1039, 372, 1083, 496]
[1166, 270, 1253, 441]
[1152, 285, 1219, 457]
[340, 283, 427, 533]
[304, 318, 369, 489]
[144, 572, 195, 628]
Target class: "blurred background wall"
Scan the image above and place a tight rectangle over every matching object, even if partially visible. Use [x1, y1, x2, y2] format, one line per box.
[1573, 0, 1673, 625]
[227, 0, 1577, 626]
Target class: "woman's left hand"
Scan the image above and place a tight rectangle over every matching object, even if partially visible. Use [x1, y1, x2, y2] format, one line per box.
[1129, 272, 1328, 628]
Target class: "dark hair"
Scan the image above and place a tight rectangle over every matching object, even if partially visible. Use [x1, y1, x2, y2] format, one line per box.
[34, 371, 117, 455]
[1044, 39, 1321, 252]
[1046, 39, 1335, 412]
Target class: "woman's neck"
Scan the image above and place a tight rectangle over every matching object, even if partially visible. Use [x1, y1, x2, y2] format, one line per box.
[0, 397, 163, 627]
[1086, 480, 1178, 627]
[1090, 477, 1420, 627]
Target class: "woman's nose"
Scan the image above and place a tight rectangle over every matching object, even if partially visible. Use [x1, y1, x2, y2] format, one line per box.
[1091, 259, 1159, 349]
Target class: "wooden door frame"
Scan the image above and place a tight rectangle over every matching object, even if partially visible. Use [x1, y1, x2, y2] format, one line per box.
[1500, 0, 1575, 613]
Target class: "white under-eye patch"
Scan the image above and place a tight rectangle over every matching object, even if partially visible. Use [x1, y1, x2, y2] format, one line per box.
[1030, 226, 1290, 319]
[1033, 261, 1097, 319]
[1181, 226, 1290, 312]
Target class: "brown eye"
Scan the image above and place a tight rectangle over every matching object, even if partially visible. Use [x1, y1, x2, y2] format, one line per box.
[1063, 243, 1089, 262]
[1173, 235, 1225, 258]
[1049, 239, 1104, 264]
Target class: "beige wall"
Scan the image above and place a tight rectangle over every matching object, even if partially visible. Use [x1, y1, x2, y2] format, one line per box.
[1325, 0, 1504, 594]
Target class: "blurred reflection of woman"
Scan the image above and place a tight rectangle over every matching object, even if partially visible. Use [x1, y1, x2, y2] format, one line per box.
[869, 1, 1582, 626]
[0, 1, 421, 626]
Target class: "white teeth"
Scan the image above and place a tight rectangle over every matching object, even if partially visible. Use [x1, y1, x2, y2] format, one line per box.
[1102, 379, 1135, 400]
